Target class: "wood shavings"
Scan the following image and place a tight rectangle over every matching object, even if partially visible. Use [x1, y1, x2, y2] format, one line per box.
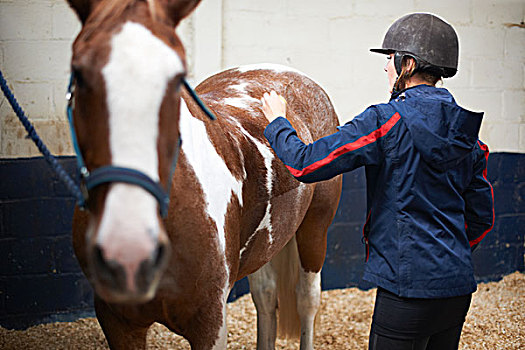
[1, 272, 523, 349]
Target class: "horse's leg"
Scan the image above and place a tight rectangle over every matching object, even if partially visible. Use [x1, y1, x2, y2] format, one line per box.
[211, 300, 228, 350]
[248, 262, 278, 350]
[163, 291, 229, 350]
[183, 302, 229, 350]
[94, 296, 150, 350]
[295, 178, 342, 350]
[295, 268, 321, 350]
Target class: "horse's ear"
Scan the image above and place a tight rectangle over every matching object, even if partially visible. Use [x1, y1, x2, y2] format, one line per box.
[165, 0, 202, 26]
[66, 0, 102, 25]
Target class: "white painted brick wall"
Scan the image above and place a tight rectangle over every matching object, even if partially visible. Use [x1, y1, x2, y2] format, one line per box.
[0, 0, 79, 157]
[1, 0, 524, 157]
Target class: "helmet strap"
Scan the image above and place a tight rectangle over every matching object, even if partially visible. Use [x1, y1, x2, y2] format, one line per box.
[394, 51, 419, 76]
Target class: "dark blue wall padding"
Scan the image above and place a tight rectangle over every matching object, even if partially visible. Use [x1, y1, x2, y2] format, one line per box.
[0, 153, 523, 329]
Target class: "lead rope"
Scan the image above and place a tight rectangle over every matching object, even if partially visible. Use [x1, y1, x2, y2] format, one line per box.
[182, 78, 217, 121]
[1, 70, 216, 209]
[0, 69, 85, 206]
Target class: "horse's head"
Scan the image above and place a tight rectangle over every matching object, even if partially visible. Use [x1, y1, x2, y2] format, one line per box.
[67, 0, 200, 303]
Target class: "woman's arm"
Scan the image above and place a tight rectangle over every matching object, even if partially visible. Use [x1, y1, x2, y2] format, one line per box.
[261, 91, 398, 183]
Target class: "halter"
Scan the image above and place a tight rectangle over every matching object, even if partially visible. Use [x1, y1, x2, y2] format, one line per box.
[66, 73, 215, 217]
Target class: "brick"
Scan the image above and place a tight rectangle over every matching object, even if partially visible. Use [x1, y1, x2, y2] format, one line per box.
[452, 88, 502, 124]
[223, 12, 288, 50]
[495, 215, 524, 245]
[286, 0, 353, 19]
[503, 90, 525, 123]
[327, 85, 387, 125]
[5, 274, 90, 314]
[505, 26, 525, 58]
[333, 170, 367, 224]
[0, 157, 77, 201]
[471, 58, 522, 90]
[1, 116, 74, 157]
[285, 18, 331, 51]
[520, 124, 525, 152]
[355, 0, 414, 19]
[0, 279, 5, 316]
[329, 16, 387, 56]
[489, 153, 524, 183]
[3, 41, 72, 82]
[445, 59, 472, 89]
[2, 237, 56, 276]
[493, 181, 520, 215]
[473, 244, 523, 279]
[472, 0, 525, 27]
[0, 113, 41, 157]
[52, 2, 81, 40]
[283, 51, 334, 88]
[480, 122, 520, 153]
[53, 234, 83, 274]
[414, 0, 472, 25]
[51, 158, 80, 197]
[0, 158, 54, 199]
[326, 223, 364, 261]
[1, 198, 74, 238]
[52, 80, 71, 120]
[223, 0, 285, 13]
[459, 25, 505, 59]
[323, 252, 366, 290]
[7, 81, 54, 120]
[0, 2, 53, 41]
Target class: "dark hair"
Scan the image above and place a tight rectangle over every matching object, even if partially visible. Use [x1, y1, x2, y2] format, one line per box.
[394, 56, 442, 91]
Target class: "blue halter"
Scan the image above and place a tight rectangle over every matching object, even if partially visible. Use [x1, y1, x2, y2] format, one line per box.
[66, 73, 214, 217]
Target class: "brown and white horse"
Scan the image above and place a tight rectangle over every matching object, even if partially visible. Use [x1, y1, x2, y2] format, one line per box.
[67, 0, 342, 349]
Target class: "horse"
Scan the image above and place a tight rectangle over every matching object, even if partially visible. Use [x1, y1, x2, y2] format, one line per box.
[66, 0, 342, 349]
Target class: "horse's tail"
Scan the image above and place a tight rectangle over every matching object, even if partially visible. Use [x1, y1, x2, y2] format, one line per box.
[273, 235, 301, 339]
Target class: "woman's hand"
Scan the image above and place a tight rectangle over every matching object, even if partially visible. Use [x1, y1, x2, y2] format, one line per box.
[261, 90, 287, 123]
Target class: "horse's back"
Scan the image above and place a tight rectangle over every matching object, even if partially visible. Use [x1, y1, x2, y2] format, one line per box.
[196, 63, 340, 142]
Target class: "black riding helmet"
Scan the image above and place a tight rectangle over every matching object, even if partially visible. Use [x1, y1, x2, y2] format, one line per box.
[370, 13, 459, 78]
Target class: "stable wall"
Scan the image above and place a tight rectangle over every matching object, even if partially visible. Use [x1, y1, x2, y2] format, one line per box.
[0, 0, 524, 330]
[1, 154, 523, 329]
[1, 0, 524, 156]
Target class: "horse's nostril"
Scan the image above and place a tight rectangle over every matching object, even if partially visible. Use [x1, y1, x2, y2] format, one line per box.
[153, 242, 169, 269]
[93, 245, 126, 289]
[135, 242, 170, 291]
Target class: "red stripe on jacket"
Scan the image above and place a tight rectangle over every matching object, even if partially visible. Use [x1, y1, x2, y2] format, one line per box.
[469, 141, 495, 247]
[286, 112, 401, 177]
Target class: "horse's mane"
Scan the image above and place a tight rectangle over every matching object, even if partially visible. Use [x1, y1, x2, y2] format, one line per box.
[79, 0, 161, 40]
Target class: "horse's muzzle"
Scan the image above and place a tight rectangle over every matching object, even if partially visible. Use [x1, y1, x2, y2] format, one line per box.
[90, 241, 170, 304]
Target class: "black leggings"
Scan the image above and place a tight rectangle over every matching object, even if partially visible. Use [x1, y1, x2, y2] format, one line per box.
[369, 288, 472, 350]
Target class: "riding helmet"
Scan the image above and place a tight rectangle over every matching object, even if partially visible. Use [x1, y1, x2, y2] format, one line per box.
[370, 13, 459, 78]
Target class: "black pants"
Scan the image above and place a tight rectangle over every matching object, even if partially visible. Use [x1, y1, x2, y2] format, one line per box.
[369, 288, 472, 350]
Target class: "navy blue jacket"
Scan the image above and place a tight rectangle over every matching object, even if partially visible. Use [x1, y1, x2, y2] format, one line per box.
[264, 85, 494, 298]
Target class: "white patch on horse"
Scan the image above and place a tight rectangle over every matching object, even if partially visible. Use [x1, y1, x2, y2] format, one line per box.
[223, 96, 259, 110]
[103, 21, 183, 181]
[236, 122, 275, 258]
[98, 21, 183, 245]
[179, 99, 243, 256]
[228, 82, 249, 94]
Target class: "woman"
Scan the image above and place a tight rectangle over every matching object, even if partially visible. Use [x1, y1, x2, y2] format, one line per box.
[260, 13, 494, 350]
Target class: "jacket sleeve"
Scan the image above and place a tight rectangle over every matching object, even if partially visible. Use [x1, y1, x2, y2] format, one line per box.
[463, 140, 495, 251]
[263, 107, 401, 183]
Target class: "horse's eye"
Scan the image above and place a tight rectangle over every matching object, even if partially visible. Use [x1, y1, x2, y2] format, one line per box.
[178, 73, 186, 87]
[72, 66, 86, 89]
